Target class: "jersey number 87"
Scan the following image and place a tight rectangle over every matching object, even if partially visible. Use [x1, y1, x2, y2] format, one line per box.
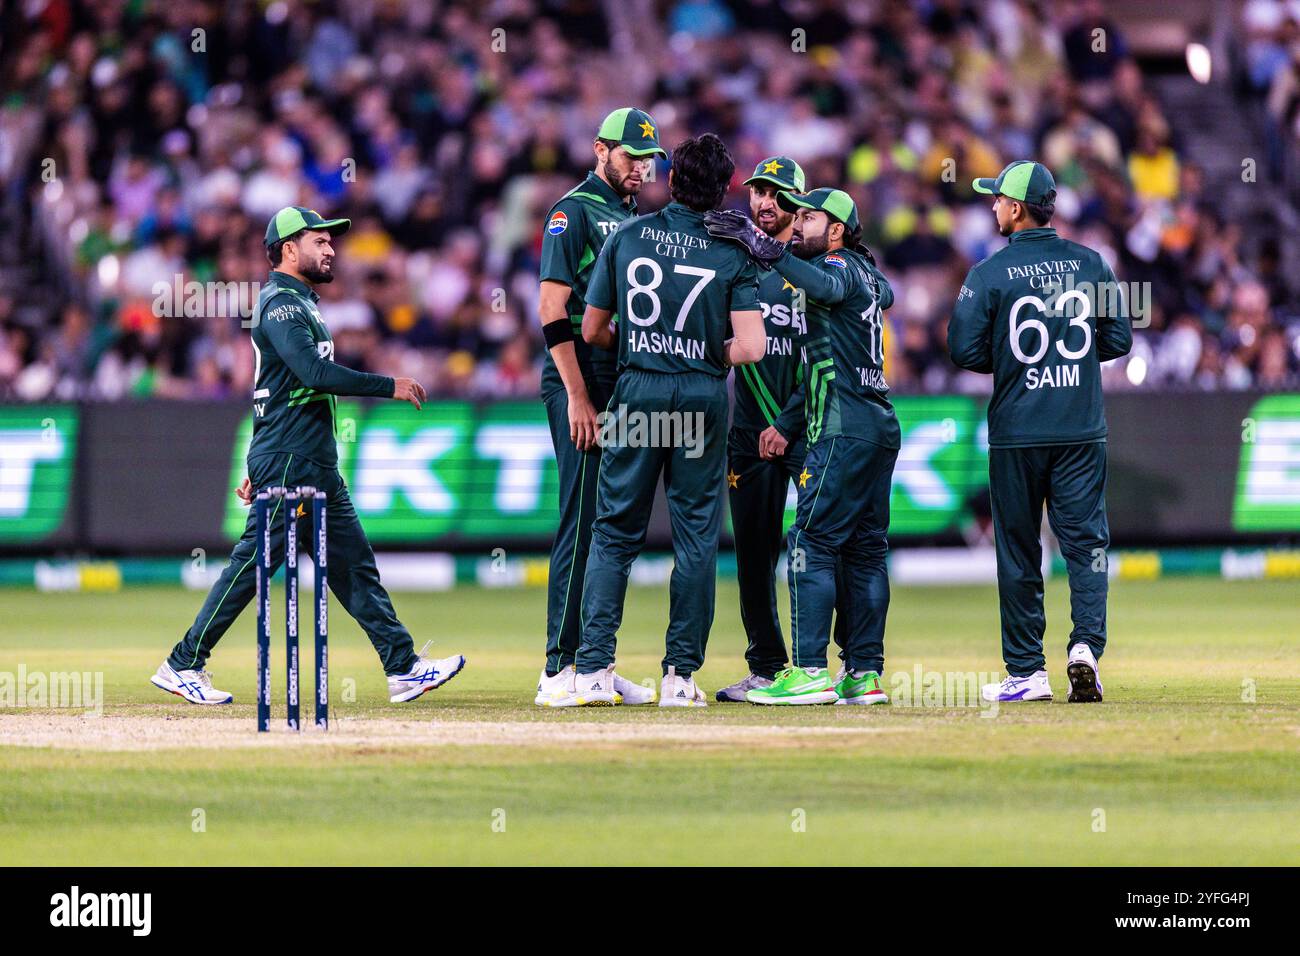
[625, 257, 715, 331]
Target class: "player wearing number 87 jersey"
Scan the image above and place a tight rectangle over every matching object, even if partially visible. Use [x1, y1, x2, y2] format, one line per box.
[948, 161, 1132, 703]
[574, 133, 766, 707]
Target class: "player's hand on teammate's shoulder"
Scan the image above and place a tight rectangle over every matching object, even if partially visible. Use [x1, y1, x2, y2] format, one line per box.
[703, 209, 786, 266]
[567, 388, 598, 451]
[759, 425, 789, 460]
[392, 377, 427, 410]
[235, 476, 254, 505]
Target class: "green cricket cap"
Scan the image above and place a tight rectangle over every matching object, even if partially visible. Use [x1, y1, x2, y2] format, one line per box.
[777, 187, 860, 233]
[972, 161, 1056, 204]
[595, 107, 667, 158]
[743, 156, 806, 192]
[264, 206, 351, 247]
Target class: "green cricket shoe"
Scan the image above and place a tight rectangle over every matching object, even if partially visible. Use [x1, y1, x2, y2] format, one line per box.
[746, 666, 838, 705]
[834, 669, 889, 705]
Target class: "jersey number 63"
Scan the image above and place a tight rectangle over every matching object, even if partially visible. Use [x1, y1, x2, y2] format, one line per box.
[1008, 291, 1092, 364]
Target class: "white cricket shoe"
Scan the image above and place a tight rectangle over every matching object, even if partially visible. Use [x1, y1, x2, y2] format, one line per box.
[981, 670, 1053, 703]
[659, 667, 707, 708]
[547, 665, 618, 707]
[388, 646, 466, 703]
[714, 673, 772, 703]
[1066, 643, 1104, 703]
[612, 668, 655, 705]
[150, 662, 234, 704]
[535, 665, 576, 707]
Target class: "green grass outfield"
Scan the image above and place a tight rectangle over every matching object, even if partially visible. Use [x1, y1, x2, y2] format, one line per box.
[0, 578, 1297, 866]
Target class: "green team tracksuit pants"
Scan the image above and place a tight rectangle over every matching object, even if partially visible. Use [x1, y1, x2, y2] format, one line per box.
[542, 379, 616, 674]
[787, 435, 897, 672]
[989, 441, 1109, 675]
[167, 452, 419, 677]
[727, 426, 847, 679]
[577, 370, 728, 678]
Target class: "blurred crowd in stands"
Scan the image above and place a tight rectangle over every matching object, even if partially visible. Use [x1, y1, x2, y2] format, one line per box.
[0, 0, 1297, 403]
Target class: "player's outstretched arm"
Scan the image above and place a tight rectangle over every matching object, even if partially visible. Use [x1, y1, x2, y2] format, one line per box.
[581, 304, 616, 350]
[768, 251, 851, 305]
[704, 209, 787, 267]
[706, 207, 852, 304]
[391, 377, 426, 410]
[263, 297, 396, 397]
[725, 308, 766, 367]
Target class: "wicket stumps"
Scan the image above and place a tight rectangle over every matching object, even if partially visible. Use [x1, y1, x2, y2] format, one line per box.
[312, 490, 328, 729]
[254, 486, 328, 732]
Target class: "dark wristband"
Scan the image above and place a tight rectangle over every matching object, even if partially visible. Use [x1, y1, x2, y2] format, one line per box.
[543, 320, 576, 349]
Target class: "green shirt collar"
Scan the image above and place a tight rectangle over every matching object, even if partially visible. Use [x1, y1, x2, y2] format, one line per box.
[1008, 227, 1057, 244]
[666, 202, 705, 220]
[269, 270, 320, 302]
[584, 171, 635, 211]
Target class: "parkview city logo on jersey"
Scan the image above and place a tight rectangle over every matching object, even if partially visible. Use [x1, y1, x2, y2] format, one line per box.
[547, 210, 568, 235]
[824, 254, 846, 268]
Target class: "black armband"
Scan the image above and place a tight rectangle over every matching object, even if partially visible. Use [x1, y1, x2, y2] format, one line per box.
[543, 320, 576, 349]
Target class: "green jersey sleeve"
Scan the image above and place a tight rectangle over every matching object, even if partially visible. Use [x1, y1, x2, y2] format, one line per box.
[729, 256, 761, 311]
[1096, 259, 1133, 362]
[538, 198, 590, 287]
[262, 296, 394, 397]
[948, 267, 995, 374]
[771, 250, 853, 305]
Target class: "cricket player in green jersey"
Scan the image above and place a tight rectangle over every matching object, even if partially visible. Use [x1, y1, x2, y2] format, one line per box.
[553, 133, 766, 708]
[151, 207, 465, 707]
[707, 188, 899, 706]
[534, 108, 665, 708]
[715, 157, 849, 702]
[948, 161, 1131, 704]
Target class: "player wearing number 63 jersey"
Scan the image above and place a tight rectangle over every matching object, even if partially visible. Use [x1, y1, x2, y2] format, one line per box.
[948, 161, 1132, 703]
[573, 133, 766, 708]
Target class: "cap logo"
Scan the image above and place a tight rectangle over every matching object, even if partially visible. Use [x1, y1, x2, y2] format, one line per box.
[638, 120, 656, 139]
[547, 210, 569, 235]
[824, 254, 847, 268]
[762, 160, 782, 175]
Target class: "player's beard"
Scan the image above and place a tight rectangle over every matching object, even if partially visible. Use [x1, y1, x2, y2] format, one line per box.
[791, 230, 828, 259]
[300, 255, 335, 284]
[603, 158, 642, 198]
[754, 206, 793, 238]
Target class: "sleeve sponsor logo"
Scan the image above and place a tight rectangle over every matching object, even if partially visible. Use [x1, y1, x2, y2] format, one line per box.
[265, 303, 297, 322]
[958, 285, 974, 301]
[547, 211, 569, 235]
[824, 254, 846, 268]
